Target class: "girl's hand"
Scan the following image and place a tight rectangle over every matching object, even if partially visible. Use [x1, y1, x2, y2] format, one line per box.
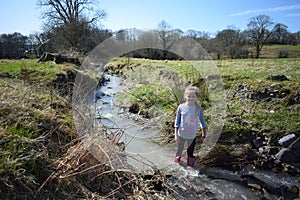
[201, 128, 207, 142]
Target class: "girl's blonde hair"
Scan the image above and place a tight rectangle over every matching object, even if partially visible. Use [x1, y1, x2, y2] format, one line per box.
[184, 86, 200, 98]
[184, 86, 200, 116]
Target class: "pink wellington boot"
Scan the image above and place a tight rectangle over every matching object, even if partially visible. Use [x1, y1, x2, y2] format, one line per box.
[174, 155, 181, 163]
[187, 156, 195, 166]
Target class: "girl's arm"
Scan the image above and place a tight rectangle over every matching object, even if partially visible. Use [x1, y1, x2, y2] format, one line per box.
[199, 107, 207, 140]
[175, 127, 179, 142]
[174, 106, 181, 143]
[201, 128, 206, 141]
[199, 107, 207, 128]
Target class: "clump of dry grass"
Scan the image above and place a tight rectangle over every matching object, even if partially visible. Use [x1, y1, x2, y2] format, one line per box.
[0, 74, 78, 198]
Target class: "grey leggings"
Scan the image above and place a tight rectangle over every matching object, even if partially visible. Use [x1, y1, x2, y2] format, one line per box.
[176, 136, 196, 158]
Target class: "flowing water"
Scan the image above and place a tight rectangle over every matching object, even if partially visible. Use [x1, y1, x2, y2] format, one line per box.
[93, 74, 299, 199]
[94, 75, 175, 171]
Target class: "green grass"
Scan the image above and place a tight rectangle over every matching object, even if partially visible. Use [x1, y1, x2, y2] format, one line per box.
[218, 58, 300, 135]
[0, 59, 75, 84]
[113, 58, 209, 116]
[263, 44, 300, 51]
[9, 127, 37, 138]
[117, 84, 177, 116]
[0, 59, 74, 73]
[241, 100, 300, 133]
[218, 58, 299, 80]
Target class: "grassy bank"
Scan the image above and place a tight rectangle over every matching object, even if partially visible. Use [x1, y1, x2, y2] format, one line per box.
[0, 59, 79, 198]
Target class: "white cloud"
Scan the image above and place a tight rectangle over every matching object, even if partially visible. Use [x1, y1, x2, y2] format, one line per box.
[230, 4, 300, 16]
[287, 13, 300, 16]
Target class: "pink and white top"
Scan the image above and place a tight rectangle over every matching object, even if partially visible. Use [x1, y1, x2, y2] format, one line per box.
[174, 103, 206, 139]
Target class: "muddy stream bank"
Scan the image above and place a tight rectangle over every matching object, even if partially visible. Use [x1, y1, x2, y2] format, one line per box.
[93, 75, 299, 199]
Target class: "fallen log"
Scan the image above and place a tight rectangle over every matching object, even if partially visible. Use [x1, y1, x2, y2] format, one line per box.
[38, 52, 81, 65]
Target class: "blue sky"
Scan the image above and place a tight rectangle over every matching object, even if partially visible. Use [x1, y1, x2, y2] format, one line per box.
[1, 0, 300, 35]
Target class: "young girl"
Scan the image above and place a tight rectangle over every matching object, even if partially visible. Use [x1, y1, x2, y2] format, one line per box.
[174, 86, 207, 166]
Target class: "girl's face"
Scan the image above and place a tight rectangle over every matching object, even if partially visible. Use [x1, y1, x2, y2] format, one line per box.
[185, 90, 197, 105]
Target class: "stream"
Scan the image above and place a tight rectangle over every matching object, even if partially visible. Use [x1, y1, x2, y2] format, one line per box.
[93, 74, 299, 199]
[94, 75, 175, 171]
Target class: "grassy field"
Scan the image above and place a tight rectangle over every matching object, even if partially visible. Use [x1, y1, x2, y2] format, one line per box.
[218, 58, 299, 81]
[0, 59, 75, 84]
[260, 44, 300, 58]
[218, 59, 299, 134]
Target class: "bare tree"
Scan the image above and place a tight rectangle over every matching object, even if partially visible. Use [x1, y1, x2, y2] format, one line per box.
[115, 28, 142, 42]
[116, 29, 126, 41]
[246, 14, 274, 58]
[215, 29, 246, 59]
[272, 23, 289, 44]
[38, 0, 107, 52]
[186, 30, 210, 40]
[27, 32, 52, 58]
[157, 20, 182, 59]
[185, 29, 211, 53]
[38, 0, 106, 27]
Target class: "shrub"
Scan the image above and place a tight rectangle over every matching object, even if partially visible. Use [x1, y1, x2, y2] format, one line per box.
[278, 49, 289, 58]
